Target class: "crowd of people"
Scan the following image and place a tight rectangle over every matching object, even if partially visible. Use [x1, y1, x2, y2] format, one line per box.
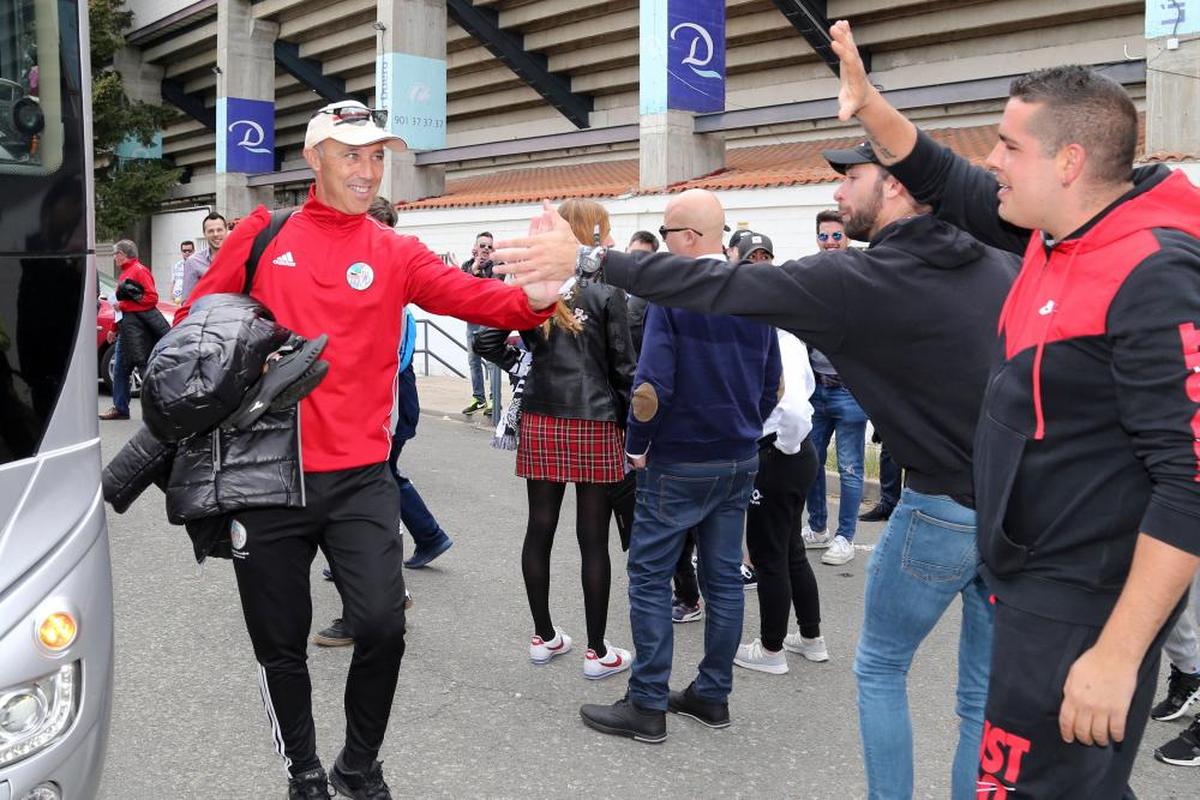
[100, 19, 1200, 800]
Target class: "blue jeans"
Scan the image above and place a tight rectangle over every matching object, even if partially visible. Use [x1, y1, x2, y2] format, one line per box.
[879, 443, 901, 510]
[626, 455, 758, 710]
[805, 383, 867, 539]
[388, 432, 448, 550]
[853, 489, 993, 800]
[464, 323, 491, 403]
[112, 337, 132, 415]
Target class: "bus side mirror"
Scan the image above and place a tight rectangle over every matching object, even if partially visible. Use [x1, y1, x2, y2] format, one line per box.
[13, 96, 43, 137]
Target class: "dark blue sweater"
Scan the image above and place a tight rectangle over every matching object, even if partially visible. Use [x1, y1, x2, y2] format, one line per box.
[627, 302, 780, 465]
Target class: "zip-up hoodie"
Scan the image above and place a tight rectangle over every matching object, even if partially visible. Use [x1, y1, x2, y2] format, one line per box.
[176, 186, 552, 472]
[892, 130, 1200, 625]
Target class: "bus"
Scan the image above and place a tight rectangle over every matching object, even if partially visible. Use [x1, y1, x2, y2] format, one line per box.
[0, 0, 113, 798]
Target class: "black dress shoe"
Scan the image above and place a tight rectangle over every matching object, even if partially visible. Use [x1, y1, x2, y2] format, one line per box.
[579, 697, 667, 743]
[668, 682, 730, 728]
[858, 503, 894, 522]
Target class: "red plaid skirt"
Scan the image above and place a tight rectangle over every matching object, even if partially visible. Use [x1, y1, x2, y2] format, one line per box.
[516, 412, 624, 483]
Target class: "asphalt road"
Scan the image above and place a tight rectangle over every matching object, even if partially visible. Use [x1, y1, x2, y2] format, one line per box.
[94, 402, 1193, 799]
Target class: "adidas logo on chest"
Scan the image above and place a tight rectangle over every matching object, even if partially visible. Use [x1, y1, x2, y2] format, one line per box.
[272, 251, 297, 267]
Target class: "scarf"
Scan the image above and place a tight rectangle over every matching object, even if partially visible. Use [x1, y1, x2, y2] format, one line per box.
[491, 348, 534, 450]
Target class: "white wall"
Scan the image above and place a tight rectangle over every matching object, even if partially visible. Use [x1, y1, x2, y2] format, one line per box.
[151, 206, 211, 301]
[127, 0, 196, 30]
[392, 183, 840, 375]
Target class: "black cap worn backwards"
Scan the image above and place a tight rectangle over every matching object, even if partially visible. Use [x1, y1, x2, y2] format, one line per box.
[822, 140, 880, 175]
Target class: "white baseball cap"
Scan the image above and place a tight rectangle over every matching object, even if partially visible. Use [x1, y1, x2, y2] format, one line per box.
[304, 100, 407, 151]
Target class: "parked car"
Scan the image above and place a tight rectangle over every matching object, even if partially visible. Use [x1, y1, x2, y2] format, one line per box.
[96, 272, 178, 393]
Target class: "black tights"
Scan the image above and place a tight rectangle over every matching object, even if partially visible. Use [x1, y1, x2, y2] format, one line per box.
[522, 479, 613, 655]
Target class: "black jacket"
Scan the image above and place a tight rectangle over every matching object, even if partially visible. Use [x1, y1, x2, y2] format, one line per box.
[474, 281, 636, 423]
[117, 307, 169, 371]
[103, 294, 304, 562]
[600, 217, 1018, 504]
[890, 130, 1200, 625]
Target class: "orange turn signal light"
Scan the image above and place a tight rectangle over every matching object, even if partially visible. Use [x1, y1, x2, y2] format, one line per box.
[37, 612, 77, 651]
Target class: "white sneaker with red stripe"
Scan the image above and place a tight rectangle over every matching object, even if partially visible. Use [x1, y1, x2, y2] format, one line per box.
[583, 641, 632, 680]
[529, 627, 573, 664]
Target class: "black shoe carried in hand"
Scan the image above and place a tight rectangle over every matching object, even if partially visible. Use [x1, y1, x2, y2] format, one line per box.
[225, 333, 330, 430]
[579, 697, 667, 743]
[330, 757, 392, 800]
[287, 767, 332, 799]
[858, 503, 894, 522]
[1152, 665, 1200, 721]
[668, 682, 731, 728]
[312, 618, 353, 647]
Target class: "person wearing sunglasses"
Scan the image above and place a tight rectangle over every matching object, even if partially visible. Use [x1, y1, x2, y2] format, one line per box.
[816, 209, 849, 251]
[460, 231, 500, 415]
[173, 99, 560, 800]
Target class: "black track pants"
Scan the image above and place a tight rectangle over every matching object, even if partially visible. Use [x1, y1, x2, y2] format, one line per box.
[230, 463, 407, 776]
[978, 600, 1178, 799]
[744, 437, 820, 651]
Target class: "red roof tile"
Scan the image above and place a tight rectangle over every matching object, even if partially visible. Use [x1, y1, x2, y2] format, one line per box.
[397, 117, 1181, 211]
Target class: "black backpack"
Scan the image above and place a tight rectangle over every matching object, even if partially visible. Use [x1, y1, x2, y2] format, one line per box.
[242, 208, 296, 294]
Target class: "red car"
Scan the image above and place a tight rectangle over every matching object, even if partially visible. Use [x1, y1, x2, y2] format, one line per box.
[96, 272, 179, 393]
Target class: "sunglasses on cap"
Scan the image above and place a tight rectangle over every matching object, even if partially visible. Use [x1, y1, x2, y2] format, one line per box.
[313, 106, 388, 128]
[817, 231, 845, 242]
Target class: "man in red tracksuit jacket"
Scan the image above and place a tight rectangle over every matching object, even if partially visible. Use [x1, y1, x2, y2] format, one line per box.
[177, 101, 557, 800]
[828, 21, 1200, 798]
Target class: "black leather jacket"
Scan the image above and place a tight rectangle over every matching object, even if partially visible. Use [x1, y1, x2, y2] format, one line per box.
[474, 281, 636, 424]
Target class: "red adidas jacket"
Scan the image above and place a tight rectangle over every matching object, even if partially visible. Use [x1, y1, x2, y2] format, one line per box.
[177, 187, 552, 472]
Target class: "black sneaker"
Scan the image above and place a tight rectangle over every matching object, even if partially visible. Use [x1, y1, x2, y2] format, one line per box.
[858, 503, 894, 522]
[287, 767, 332, 799]
[313, 618, 353, 647]
[225, 333, 330, 430]
[1155, 717, 1200, 766]
[740, 563, 757, 590]
[668, 682, 731, 728]
[579, 697, 667, 743]
[329, 757, 392, 799]
[1152, 665, 1200, 721]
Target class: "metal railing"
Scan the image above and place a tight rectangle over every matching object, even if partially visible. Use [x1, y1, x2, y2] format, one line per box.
[413, 318, 467, 379]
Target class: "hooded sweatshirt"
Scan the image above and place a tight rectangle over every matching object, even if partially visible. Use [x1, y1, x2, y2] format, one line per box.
[602, 214, 1018, 505]
[891, 130, 1200, 625]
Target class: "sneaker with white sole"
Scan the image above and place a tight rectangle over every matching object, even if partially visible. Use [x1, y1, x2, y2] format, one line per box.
[583, 641, 632, 680]
[529, 627, 572, 664]
[734, 638, 788, 674]
[783, 632, 829, 662]
[802, 524, 833, 549]
[1155, 717, 1200, 767]
[672, 600, 703, 623]
[821, 534, 855, 565]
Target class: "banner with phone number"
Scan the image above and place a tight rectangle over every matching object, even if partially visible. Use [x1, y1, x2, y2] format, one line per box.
[375, 52, 448, 152]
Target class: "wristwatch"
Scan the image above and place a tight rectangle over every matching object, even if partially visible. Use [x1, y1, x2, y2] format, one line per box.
[576, 244, 607, 279]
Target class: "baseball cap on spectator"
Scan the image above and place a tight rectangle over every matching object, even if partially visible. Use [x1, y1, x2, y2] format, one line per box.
[305, 100, 407, 151]
[737, 232, 774, 260]
[821, 140, 880, 174]
[728, 229, 752, 250]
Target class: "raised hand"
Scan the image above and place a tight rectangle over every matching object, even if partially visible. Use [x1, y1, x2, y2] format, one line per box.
[493, 200, 580, 286]
[830, 20, 874, 122]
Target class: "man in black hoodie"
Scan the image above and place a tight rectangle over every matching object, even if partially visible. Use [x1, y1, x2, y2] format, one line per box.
[826, 19, 1200, 797]
[493, 143, 1018, 798]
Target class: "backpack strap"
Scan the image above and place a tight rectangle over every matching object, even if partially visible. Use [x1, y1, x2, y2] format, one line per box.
[243, 208, 295, 294]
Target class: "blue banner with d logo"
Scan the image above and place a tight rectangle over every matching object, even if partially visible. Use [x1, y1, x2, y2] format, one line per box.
[667, 0, 725, 113]
[217, 97, 275, 174]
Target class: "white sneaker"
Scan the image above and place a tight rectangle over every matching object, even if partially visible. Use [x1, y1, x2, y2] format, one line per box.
[734, 638, 789, 675]
[821, 535, 855, 565]
[802, 524, 833, 549]
[783, 632, 829, 662]
[583, 641, 632, 680]
[529, 627, 572, 664]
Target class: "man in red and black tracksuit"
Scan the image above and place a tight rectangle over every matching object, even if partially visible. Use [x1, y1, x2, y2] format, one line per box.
[177, 101, 557, 800]
[829, 20, 1200, 798]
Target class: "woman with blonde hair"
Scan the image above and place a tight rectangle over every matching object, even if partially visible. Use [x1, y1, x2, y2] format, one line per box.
[474, 198, 637, 679]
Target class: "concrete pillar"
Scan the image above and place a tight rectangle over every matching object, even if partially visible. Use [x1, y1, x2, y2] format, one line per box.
[111, 47, 162, 279]
[637, 0, 726, 190]
[640, 111, 724, 191]
[215, 0, 277, 218]
[375, 0, 447, 202]
[1145, 35, 1200, 157]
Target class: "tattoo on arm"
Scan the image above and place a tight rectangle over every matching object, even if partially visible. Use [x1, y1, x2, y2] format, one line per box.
[870, 137, 897, 160]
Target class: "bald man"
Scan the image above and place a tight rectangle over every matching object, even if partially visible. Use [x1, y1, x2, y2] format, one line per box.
[579, 189, 782, 743]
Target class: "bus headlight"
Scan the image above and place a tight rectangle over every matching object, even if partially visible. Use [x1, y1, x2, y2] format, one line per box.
[0, 664, 79, 767]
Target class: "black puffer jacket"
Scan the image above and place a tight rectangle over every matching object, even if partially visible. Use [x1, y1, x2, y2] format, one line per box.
[103, 294, 304, 562]
[117, 308, 169, 371]
[141, 293, 292, 442]
[473, 281, 635, 423]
